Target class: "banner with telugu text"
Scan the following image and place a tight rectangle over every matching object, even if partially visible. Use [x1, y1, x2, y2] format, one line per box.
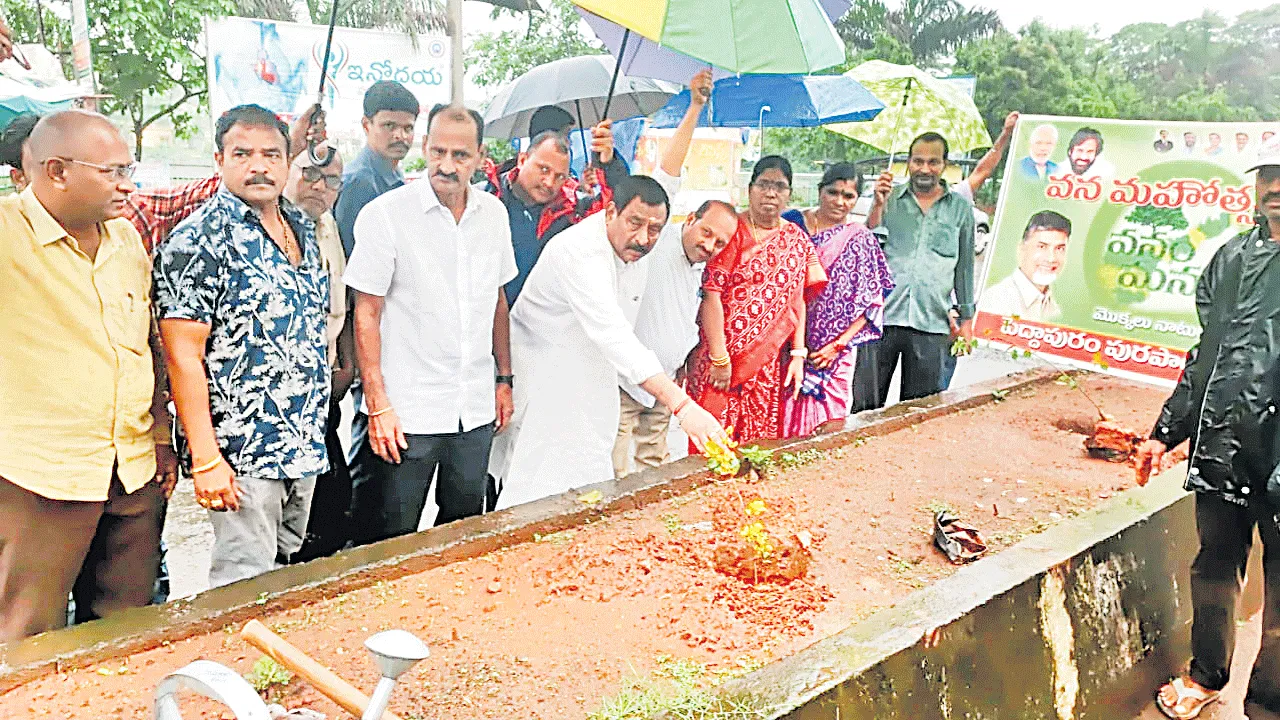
[977, 114, 1278, 386]
[205, 17, 450, 155]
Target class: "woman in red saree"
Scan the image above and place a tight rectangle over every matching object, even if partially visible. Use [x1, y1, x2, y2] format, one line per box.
[686, 156, 827, 444]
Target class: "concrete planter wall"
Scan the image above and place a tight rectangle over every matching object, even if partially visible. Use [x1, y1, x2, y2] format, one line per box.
[718, 481, 1199, 719]
[1, 368, 1218, 720]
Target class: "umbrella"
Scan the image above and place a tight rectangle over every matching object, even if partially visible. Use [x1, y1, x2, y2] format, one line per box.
[570, 0, 845, 81]
[648, 74, 883, 129]
[825, 60, 992, 161]
[482, 54, 678, 140]
[576, 0, 851, 86]
[0, 45, 87, 130]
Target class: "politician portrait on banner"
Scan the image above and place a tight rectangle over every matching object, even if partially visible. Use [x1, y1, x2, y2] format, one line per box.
[976, 115, 1274, 385]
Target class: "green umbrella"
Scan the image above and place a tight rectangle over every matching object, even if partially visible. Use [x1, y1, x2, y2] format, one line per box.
[826, 60, 992, 161]
[571, 0, 845, 77]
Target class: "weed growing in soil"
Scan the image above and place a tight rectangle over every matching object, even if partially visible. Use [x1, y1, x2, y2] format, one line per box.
[924, 499, 955, 515]
[738, 445, 775, 474]
[588, 656, 769, 720]
[662, 513, 682, 534]
[245, 656, 293, 698]
[534, 529, 577, 545]
[777, 448, 824, 470]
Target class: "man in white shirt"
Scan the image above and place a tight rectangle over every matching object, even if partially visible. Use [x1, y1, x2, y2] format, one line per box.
[979, 210, 1072, 321]
[612, 71, 738, 477]
[344, 105, 517, 543]
[489, 176, 729, 510]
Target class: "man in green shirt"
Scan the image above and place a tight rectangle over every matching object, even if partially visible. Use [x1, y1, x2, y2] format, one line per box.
[854, 132, 975, 411]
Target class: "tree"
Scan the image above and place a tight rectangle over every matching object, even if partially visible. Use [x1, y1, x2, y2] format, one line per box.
[467, 0, 602, 88]
[92, 0, 235, 159]
[836, 0, 1000, 66]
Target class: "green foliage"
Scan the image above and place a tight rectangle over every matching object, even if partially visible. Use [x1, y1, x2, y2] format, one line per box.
[245, 656, 293, 693]
[738, 445, 775, 474]
[776, 448, 824, 470]
[467, 0, 603, 88]
[588, 655, 768, 720]
[1127, 205, 1189, 231]
[836, 0, 1001, 66]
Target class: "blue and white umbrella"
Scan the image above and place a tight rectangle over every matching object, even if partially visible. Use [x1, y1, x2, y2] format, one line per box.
[649, 73, 883, 129]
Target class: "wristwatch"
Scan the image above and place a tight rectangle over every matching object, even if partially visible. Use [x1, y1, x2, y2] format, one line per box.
[496, 375, 514, 387]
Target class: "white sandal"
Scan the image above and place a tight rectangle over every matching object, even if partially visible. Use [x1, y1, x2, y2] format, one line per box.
[1157, 677, 1221, 720]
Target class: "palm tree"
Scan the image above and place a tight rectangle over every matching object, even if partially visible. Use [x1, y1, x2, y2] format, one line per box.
[232, 0, 450, 33]
[837, 0, 1001, 65]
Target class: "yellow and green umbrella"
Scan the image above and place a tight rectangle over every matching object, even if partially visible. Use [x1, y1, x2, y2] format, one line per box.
[826, 60, 992, 159]
[571, 0, 846, 77]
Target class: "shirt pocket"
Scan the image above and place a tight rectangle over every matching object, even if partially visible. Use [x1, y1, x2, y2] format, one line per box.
[111, 290, 152, 355]
[926, 222, 959, 259]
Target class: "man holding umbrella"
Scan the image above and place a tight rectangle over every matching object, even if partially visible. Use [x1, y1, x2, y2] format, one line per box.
[479, 118, 629, 305]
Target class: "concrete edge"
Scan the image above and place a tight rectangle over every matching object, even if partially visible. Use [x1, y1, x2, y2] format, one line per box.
[0, 368, 1058, 692]
[716, 468, 1192, 718]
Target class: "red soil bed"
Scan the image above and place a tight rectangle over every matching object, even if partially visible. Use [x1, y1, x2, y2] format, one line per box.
[2, 375, 1169, 719]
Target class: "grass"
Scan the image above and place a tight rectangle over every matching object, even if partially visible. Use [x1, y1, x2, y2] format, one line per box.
[588, 656, 770, 720]
[923, 499, 955, 516]
[776, 448, 824, 471]
[245, 656, 293, 695]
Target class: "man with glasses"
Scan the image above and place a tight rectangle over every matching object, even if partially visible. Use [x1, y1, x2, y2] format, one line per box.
[154, 104, 330, 588]
[855, 132, 976, 411]
[0, 110, 170, 641]
[282, 144, 356, 562]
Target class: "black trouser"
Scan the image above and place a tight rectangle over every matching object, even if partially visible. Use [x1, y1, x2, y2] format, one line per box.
[293, 404, 353, 563]
[1189, 426, 1280, 706]
[350, 422, 495, 546]
[852, 325, 950, 412]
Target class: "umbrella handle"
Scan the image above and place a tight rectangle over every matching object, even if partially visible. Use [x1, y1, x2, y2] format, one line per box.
[307, 0, 342, 168]
[600, 28, 629, 124]
[575, 99, 591, 170]
[885, 77, 913, 178]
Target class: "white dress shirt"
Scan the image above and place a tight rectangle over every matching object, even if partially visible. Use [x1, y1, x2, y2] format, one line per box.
[489, 211, 664, 509]
[979, 268, 1060, 321]
[617, 168, 703, 408]
[343, 180, 517, 434]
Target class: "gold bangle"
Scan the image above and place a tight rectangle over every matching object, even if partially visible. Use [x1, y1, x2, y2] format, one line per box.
[368, 406, 394, 418]
[191, 456, 222, 474]
[710, 354, 731, 367]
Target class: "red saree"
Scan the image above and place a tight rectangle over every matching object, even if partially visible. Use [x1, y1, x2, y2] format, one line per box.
[687, 218, 827, 443]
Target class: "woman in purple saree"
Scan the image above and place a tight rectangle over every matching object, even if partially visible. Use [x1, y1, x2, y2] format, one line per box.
[782, 163, 895, 437]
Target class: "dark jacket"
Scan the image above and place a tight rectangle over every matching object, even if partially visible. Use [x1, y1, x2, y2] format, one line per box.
[478, 154, 629, 242]
[1152, 222, 1280, 504]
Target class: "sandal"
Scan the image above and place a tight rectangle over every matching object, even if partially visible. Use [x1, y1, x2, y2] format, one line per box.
[932, 511, 988, 564]
[1156, 677, 1221, 719]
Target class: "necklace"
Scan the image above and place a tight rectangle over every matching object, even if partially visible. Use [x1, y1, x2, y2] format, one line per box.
[747, 214, 780, 241]
[273, 205, 301, 266]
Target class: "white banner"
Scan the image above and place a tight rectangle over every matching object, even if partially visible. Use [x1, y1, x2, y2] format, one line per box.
[205, 16, 450, 152]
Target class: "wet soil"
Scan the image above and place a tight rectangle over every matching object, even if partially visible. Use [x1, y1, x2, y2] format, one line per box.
[1, 375, 1169, 719]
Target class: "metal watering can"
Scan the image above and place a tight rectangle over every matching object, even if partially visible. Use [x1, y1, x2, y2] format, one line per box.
[155, 622, 429, 720]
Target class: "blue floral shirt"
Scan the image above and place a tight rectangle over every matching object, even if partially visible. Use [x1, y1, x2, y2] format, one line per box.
[153, 187, 330, 480]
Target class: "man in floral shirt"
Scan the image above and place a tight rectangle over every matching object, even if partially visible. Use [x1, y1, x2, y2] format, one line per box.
[153, 105, 330, 588]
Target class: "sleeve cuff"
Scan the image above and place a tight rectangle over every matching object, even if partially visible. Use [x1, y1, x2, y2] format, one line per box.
[955, 302, 976, 321]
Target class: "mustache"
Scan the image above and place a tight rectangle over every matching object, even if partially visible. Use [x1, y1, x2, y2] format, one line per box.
[246, 174, 275, 186]
[1263, 192, 1280, 205]
[433, 171, 460, 182]
[389, 142, 411, 152]
[625, 244, 650, 255]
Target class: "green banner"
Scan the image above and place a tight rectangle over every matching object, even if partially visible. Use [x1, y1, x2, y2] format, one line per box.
[976, 115, 1274, 385]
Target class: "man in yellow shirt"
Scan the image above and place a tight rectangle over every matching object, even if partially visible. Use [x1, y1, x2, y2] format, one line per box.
[0, 110, 175, 642]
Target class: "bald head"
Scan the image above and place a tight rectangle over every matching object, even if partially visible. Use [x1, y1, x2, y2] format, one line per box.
[27, 109, 136, 230]
[28, 110, 129, 165]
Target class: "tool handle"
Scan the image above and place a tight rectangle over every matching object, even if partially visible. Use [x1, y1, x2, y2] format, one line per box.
[240, 619, 403, 720]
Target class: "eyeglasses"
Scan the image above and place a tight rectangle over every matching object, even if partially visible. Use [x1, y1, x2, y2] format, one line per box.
[57, 158, 137, 180]
[301, 166, 342, 190]
[752, 179, 791, 194]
